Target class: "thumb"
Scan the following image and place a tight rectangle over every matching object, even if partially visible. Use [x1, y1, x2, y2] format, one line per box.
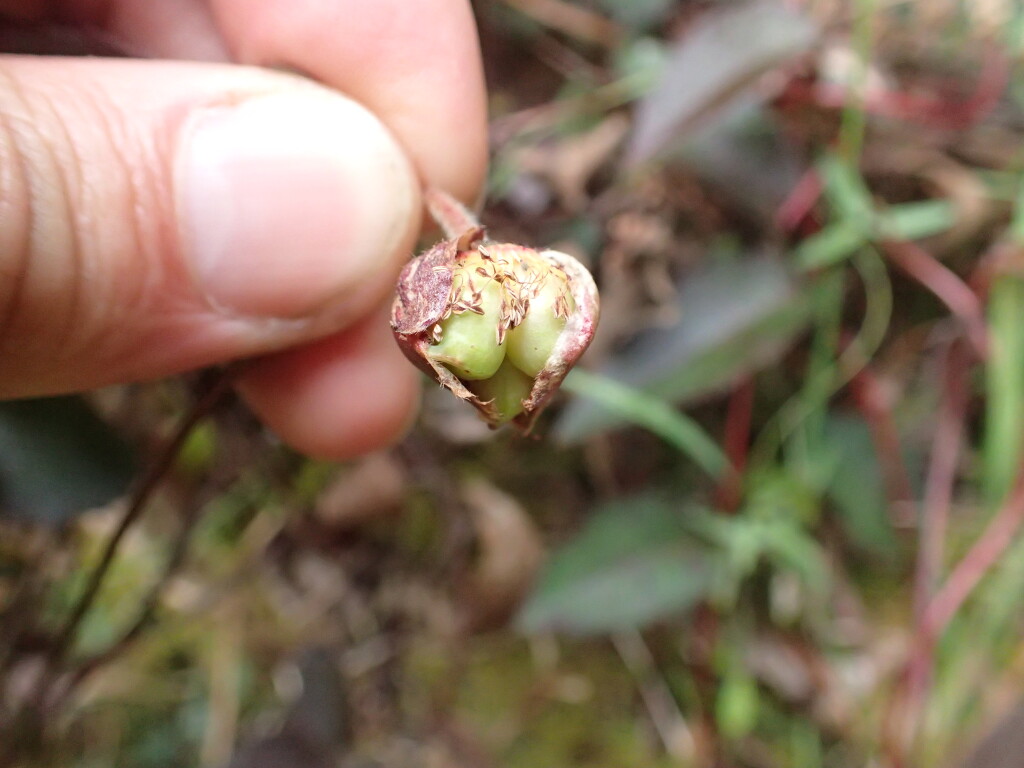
[0, 56, 421, 398]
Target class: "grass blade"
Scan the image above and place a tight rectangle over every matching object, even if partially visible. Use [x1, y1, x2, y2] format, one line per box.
[563, 369, 731, 478]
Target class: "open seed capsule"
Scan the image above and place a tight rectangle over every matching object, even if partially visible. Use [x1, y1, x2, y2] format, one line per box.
[390, 189, 599, 431]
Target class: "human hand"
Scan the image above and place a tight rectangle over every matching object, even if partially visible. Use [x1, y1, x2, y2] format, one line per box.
[0, 0, 488, 458]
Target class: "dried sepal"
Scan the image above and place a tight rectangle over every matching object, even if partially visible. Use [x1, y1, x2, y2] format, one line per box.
[516, 249, 600, 431]
[390, 189, 599, 431]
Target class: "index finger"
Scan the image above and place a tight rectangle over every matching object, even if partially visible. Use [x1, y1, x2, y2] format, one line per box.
[209, 0, 488, 205]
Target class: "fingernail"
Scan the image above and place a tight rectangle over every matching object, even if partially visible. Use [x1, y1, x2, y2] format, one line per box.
[178, 90, 416, 319]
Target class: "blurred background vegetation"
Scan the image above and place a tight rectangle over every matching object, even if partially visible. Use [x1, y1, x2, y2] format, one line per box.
[5, 0, 1024, 765]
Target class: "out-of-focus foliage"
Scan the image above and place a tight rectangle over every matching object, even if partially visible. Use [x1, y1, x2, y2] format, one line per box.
[557, 257, 814, 439]
[7, 1, 1024, 767]
[0, 396, 135, 525]
[517, 497, 714, 634]
[626, 0, 819, 163]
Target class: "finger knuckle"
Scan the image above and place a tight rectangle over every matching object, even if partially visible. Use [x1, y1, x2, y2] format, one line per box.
[0, 64, 162, 372]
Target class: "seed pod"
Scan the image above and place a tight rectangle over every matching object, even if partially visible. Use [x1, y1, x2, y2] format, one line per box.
[390, 189, 599, 431]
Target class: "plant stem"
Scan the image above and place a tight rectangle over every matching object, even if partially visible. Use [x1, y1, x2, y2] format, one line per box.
[45, 366, 240, 676]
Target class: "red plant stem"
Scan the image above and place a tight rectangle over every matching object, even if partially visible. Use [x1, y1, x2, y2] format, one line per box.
[923, 468, 1024, 640]
[715, 377, 755, 512]
[424, 186, 480, 238]
[901, 342, 971, 744]
[914, 342, 970, 621]
[882, 240, 989, 359]
[779, 51, 1008, 132]
[892, 466, 1024, 757]
[775, 167, 822, 234]
[849, 365, 914, 505]
[882, 51, 1008, 131]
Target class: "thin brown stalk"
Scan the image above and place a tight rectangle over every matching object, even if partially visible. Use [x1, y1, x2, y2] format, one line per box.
[42, 365, 241, 683]
[611, 630, 696, 761]
[424, 186, 480, 239]
[500, 0, 620, 47]
[50, 493, 205, 707]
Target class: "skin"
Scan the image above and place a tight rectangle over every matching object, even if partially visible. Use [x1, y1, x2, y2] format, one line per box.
[0, 0, 489, 459]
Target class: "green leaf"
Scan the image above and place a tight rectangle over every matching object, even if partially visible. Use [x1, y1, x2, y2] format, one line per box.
[611, 36, 668, 99]
[685, 491, 829, 590]
[818, 153, 874, 227]
[757, 522, 830, 587]
[875, 199, 956, 241]
[792, 153, 878, 270]
[561, 370, 730, 478]
[0, 396, 136, 525]
[982, 178, 1024, 506]
[716, 670, 760, 739]
[797, 157, 954, 269]
[1011, 172, 1024, 244]
[627, 1, 818, 163]
[983, 275, 1024, 506]
[516, 498, 714, 635]
[821, 414, 899, 558]
[794, 220, 869, 270]
[596, 0, 675, 29]
[681, 101, 805, 222]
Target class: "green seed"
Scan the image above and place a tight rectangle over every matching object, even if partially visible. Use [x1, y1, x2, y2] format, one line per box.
[468, 358, 534, 423]
[428, 262, 506, 380]
[506, 284, 574, 378]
